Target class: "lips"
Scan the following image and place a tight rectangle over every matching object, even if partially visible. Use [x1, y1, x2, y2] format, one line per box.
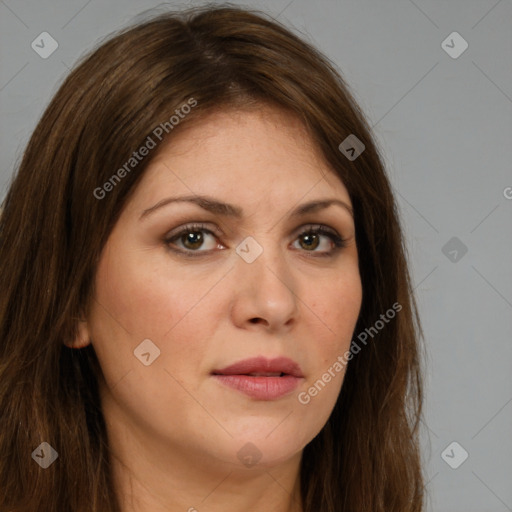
[212, 356, 304, 378]
[211, 356, 304, 400]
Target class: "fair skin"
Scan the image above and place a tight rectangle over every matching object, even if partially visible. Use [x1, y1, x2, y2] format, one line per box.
[70, 106, 362, 511]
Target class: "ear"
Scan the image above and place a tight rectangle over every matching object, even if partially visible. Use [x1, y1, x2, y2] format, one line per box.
[64, 318, 91, 349]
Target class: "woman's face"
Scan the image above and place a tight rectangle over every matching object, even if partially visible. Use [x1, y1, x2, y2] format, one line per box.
[80, 106, 362, 472]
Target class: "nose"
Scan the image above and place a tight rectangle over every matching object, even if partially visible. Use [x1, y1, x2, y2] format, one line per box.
[230, 238, 300, 332]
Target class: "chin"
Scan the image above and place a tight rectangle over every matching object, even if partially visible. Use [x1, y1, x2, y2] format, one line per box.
[193, 430, 305, 471]
[231, 432, 306, 469]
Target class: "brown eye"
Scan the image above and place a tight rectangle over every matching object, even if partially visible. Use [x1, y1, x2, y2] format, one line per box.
[298, 232, 320, 251]
[180, 230, 205, 250]
[164, 223, 222, 255]
[292, 225, 347, 257]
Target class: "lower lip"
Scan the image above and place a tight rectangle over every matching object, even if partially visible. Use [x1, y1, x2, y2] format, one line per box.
[212, 374, 302, 400]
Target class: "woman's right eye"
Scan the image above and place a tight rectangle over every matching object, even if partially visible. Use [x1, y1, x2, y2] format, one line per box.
[164, 223, 224, 256]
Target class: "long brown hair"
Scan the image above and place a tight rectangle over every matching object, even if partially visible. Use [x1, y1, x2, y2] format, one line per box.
[0, 4, 426, 511]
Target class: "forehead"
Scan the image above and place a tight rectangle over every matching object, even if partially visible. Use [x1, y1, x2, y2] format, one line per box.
[156, 105, 324, 163]
[133, 106, 352, 210]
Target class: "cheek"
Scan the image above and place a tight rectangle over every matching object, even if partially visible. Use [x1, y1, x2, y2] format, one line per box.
[295, 277, 361, 432]
[309, 271, 363, 354]
[89, 250, 216, 426]
[92, 244, 194, 339]
[296, 270, 361, 424]
[90, 246, 218, 381]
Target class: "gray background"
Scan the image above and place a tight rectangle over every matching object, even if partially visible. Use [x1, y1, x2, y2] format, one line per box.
[1, 1, 511, 511]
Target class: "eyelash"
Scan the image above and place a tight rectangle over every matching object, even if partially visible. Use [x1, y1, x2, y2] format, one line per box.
[163, 222, 348, 258]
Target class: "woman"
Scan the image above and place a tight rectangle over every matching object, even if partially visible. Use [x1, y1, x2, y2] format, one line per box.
[0, 4, 425, 511]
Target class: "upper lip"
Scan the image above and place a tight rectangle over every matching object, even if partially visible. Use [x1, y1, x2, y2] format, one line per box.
[212, 356, 304, 378]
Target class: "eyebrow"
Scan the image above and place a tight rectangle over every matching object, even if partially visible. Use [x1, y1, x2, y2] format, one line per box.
[139, 194, 353, 221]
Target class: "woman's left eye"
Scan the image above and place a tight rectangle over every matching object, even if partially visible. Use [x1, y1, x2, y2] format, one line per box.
[291, 226, 347, 256]
[164, 223, 347, 257]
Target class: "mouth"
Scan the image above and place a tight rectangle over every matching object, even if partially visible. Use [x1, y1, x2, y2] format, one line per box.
[230, 372, 286, 377]
[211, 356, 304, 400]
[211, 356, 304, 378]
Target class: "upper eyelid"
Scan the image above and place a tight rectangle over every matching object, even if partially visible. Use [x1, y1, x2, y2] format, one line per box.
[166, 222, 341, 240]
